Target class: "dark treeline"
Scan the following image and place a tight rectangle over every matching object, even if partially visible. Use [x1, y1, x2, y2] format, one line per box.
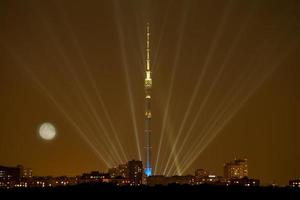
[1, 183, 300, 198]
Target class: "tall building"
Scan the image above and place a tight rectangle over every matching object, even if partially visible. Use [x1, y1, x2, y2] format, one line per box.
[0, 165, 24, 188]
[128, 160, 143, 185]
[108, 164, 128, 178]
[224, 158, 248, 179]
[118, 164, 129, 178]
[108, 167, 118, 178]
[144, 23, 152, 177]
[17, 165, 32, 178]
[289, 179, 300, 188]
[0, 165, 22, 181]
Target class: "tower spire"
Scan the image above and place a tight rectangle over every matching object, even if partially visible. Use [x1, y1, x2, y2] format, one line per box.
[144, 22, 152, 177]
[146, 23, 150, 71]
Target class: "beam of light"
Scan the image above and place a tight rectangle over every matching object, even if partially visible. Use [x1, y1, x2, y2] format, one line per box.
[163, 0, 234, 176]
[28, 5, 123, 165]
[113, 0, 142, 160]
[169, 65, 254, 175]
[2, 43, 113, 167]
[165, 2, 257, 176]
[133, 6, 146, 77]
[167, 38, 267, 174]
[181, 65, 278, 173]
[55, 2, 128, 163]
[152, 0, 172, 74]
[37, 23, 122, 165]
[37, 0, 122, 163]
[170, 54, 266, 174]
[55, 42, 122, 165]
[154, 1, 190, 175]
[154, 101, 177, 173]
[74, 107, 117, 166]
[178, 39, 299, 174]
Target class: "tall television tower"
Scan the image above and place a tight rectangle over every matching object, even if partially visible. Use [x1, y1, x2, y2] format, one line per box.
[144, 23, 152, 177]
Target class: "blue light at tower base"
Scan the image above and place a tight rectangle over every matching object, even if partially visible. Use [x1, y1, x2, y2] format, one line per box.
[145, 168, 152, 177]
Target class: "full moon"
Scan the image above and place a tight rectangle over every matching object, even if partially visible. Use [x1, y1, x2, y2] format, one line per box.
[38, 122, 56, 140]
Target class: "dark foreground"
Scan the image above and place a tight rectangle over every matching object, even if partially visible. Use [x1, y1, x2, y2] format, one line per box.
[1, 184, 300, 198]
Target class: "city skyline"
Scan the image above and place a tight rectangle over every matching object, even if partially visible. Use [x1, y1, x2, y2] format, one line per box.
[0, 157, 297, 187]
[0, 0, 300, 186]
[0, 158, 263, 188]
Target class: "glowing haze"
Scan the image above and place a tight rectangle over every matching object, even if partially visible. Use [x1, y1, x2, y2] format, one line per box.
[0, 0, 299, 185]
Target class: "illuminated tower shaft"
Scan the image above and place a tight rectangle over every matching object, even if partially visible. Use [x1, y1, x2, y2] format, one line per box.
[144, 23, 152, 176]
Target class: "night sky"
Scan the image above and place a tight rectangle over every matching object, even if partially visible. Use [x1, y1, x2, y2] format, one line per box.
[0, 0, 300, 185]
